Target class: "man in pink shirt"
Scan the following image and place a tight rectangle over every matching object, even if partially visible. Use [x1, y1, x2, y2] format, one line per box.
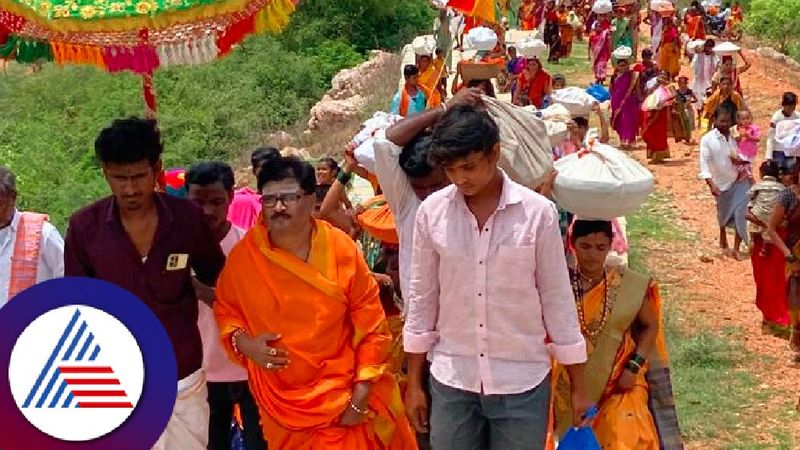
[227, 147, 279, 230]
[187, 162, 266, 450]
[403, 104, 592, 450]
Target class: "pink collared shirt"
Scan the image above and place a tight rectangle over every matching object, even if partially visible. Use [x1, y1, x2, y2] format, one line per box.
[403, 172, 587, 395]
[227, 187, 262, 230]
[198, 225, 248, 382]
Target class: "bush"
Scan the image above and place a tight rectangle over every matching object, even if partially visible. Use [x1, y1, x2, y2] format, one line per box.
[1, 1, 433, 230]
[743, 0, 800, 54]
[280, 0, 435, 53]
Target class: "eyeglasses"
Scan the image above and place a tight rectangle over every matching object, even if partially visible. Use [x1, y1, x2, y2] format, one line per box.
[261, 192, 304, 208]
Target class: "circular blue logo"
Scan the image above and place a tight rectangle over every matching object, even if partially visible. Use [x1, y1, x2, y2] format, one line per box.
[0, 277, 177, 449]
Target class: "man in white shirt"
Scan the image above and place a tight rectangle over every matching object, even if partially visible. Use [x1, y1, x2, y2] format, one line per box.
[404, 104, 591, 450]
[0, 165, 64, 307]
[767, 92, 799, 162]
[185, 162, 266, 450]
[373, 90, 485, 305]
[699, 104, 750, 259]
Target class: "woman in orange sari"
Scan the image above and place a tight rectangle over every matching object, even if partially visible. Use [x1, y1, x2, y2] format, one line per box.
[557, 3, 575, 57]
[657, 16, 681, 80]
[519, 0, 536, 30]
[553, 220, 683, 450]
[416, 55, 443, 108]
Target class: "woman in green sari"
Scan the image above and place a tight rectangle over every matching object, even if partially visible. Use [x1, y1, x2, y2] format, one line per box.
[611, 7, 634, 51]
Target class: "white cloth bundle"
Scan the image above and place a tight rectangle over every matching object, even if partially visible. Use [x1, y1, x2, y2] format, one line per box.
[713, 41, 740, 56]
[611, 45, 633, 60]
[352, 112, 404, 174]
[516, 37, 547, 58]
[775, 119, 800, 156]
[466, 27, 499, 51]
[483, 96, 554, 189]
[545, 121, 570, 146]
[551, 87, 598, 117]
[540, 103, 573, 122]
[553, 142, 654, 219]
[412, 35, 437, 56]
[687, 39, 705, 53]
[650, 0, 674, 12]
[592, 0, 613, 14]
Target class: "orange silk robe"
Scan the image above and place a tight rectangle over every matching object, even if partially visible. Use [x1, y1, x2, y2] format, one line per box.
[215, 218, 417, 449]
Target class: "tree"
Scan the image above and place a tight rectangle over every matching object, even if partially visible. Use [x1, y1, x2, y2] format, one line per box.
[744, 0, 800, 53]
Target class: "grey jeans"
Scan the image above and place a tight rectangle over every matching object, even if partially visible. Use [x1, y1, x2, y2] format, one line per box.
[429, 374, 551, 450]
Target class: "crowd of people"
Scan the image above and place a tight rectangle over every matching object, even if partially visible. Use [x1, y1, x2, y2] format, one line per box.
[1, 0, 799, 449]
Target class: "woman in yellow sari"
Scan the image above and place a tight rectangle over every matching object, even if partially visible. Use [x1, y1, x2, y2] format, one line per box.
[553, 220, 683, 449]
[416, 55, 444, 108]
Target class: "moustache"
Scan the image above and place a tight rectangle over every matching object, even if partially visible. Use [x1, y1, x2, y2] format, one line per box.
[270, 213, 291, 221]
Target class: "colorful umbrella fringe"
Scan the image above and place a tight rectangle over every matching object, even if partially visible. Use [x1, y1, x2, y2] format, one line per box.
[0, 0, 296, 73]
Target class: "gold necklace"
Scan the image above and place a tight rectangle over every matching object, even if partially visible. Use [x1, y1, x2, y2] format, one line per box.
[570, 268, 612, 344]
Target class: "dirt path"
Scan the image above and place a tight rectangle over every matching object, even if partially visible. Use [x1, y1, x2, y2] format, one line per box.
[627, 48, 800, 445]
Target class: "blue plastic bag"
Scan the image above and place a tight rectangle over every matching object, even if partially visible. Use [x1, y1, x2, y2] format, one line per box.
[558, 426, 601, 450]
[557, 404, 601, 450]
[230, 422, 245, 450]
[586, 84, 610, 103]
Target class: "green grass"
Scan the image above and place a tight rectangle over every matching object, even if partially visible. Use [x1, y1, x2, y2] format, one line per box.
[627, 192, 798, 448]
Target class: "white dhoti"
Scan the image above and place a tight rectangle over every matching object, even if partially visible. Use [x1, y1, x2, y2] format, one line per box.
[151, 369, 209, 450]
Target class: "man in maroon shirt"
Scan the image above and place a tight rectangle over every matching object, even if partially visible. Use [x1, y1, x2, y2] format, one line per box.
[64, 118, 225, 450]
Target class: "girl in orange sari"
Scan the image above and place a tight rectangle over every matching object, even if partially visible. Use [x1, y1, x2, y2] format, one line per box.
[553, 220, 683, 450]
[519, 0, 536, 30]
[657, 16, 681, 80]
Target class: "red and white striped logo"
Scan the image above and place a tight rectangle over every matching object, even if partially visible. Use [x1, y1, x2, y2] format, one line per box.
[8, 306, 144, 441]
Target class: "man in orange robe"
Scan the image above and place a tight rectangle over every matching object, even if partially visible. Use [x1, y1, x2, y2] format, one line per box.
[214, 155, 417, 450]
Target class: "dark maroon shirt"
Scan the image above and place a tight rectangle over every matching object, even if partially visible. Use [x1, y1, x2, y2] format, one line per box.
[64, 193, 225, 380]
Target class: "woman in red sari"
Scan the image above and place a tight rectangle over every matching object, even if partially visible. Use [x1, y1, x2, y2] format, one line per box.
[764, 165, 800, 359]
[749, 162, 795, 333]
[641, 70, 676, 163]
[513, 57, 553, 109]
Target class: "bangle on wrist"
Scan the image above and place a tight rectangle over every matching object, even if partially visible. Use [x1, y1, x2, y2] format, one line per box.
[337, 171, 353, 185]
[630, 353, 646, 366]
[625, 360, 641, 374]
[231, 328, 246, 358]
[348, 399, 369, 415]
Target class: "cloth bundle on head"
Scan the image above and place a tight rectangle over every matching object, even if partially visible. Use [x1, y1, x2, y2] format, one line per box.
[687, 39, 705, 53]
[482, 96, 554, 189]
[356, 195, 399, 245]
[412, 35, 437, 56]
[466, 27, 499, 51]
[553, 142, 654, 220]
[650, 0, 674, 13]
[592, 0, 613, 14]
[551, 87, 598, 117]
[517, 37, 547, 58]
[713, 41, 740, 56]
[526, 104, 571, 146]
[352, 112, 404, 174]
[611, 45, 633, 61]
[776, 119, 800, 157]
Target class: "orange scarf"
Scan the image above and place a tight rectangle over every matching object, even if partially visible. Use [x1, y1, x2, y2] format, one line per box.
[8, 212, 48, 300]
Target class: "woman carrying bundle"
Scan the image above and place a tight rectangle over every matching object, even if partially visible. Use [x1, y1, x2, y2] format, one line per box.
[589, 10, 613, 84]
[641, 70, 677, 164]
[513, 57, 553, 109]
[553, 219, 682, 450]
[610, 46, 642, 150]
[657, 16, 682, 80]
